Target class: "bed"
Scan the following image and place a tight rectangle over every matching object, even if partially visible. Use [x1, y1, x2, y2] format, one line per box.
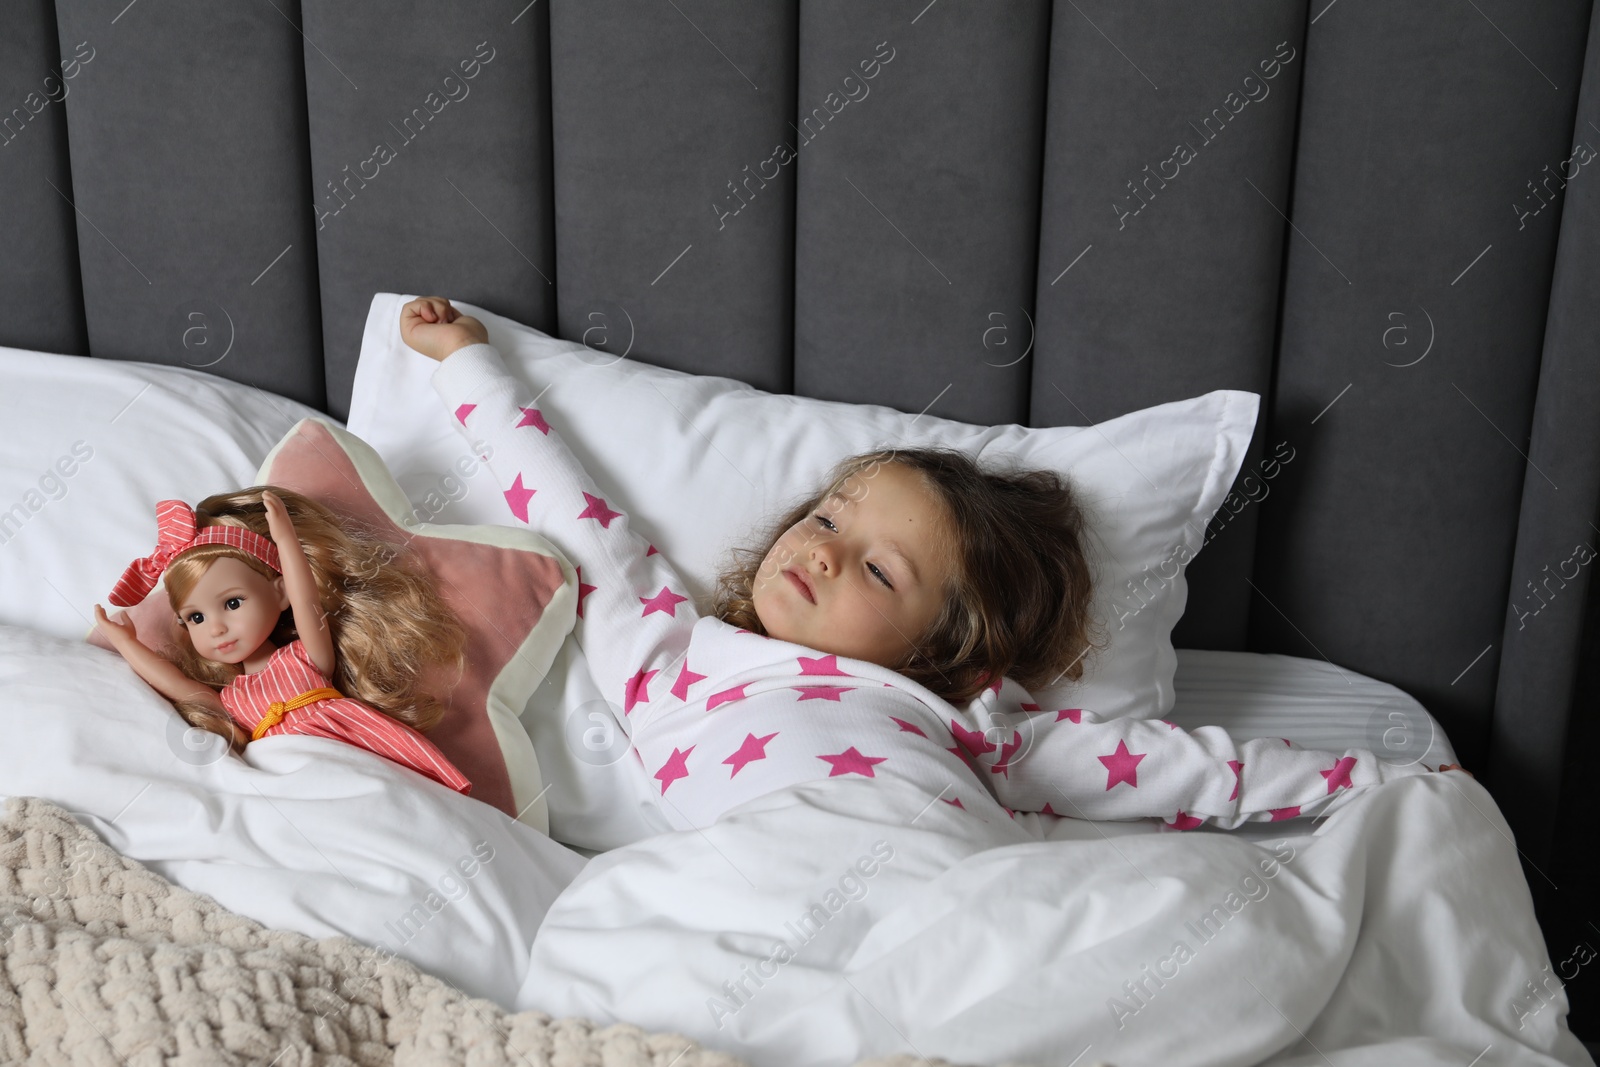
[3, 1, 1598, 1064]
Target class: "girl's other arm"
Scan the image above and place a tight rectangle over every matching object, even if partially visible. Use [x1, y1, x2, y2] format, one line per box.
[979, 707, 1434, 827]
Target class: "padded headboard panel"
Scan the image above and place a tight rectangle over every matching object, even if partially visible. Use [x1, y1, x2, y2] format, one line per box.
[6, 0, 1600, 1014]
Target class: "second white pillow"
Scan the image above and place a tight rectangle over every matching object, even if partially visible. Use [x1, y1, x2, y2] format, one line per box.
[349, 292, 1257, 726]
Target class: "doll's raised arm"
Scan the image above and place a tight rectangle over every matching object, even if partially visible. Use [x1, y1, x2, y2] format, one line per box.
[260, 490, 335, 677]
[93, 603, 230, 715]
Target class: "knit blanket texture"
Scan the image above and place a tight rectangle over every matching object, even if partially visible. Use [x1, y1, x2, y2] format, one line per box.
[0, 796, 969, 1067]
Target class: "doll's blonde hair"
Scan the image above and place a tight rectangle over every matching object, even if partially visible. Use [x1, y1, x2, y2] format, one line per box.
[159, 486, 466, 752]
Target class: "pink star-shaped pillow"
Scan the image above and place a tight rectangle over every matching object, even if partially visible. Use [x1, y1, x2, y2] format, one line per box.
[87, 418, 577, 833]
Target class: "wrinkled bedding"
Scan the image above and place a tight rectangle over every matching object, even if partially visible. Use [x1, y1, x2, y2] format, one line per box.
[520, 771, 1594, 1067]
[0, 623, 1592, 1066]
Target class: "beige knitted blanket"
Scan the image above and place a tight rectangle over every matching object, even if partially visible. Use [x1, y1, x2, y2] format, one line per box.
[0, 796, 962, 1067]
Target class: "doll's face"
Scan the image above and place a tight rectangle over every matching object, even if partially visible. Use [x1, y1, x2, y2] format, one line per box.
[751, 462, 954, 671]
[175, 556, 288, 666]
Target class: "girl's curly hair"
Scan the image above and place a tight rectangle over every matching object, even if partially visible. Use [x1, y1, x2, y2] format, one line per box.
[709, 448, 1106, 706]
[158, 486, 466, 752]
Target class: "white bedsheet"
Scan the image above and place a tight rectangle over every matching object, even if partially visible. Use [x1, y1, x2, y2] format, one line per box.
[521, 770, 1594, 1066]
[1167, 647, 1455, 772]
[0, 623, 586, 1006]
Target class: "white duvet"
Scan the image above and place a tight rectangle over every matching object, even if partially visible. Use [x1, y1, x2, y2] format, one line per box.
[1, 622, 1592, 1065]
[520, 771, 1594, 1066]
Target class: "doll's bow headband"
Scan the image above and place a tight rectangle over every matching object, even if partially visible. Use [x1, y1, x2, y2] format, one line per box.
[108, 499, 281, 607]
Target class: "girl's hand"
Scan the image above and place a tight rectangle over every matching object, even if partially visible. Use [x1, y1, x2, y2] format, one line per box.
[401, 296, 489, 362]
[1436, 762, 1475, 778]
[93, 603, 137, 648]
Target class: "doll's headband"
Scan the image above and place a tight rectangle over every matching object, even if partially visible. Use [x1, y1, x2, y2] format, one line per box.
[108, 498, 282, 607]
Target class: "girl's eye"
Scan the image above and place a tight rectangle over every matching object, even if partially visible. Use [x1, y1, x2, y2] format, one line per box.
[813, 514, 837, 532]
[867, 562, 893, 590]
[225, 597, 242, 610]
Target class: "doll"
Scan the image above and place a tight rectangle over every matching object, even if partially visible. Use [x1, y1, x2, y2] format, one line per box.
[92, 486, 473, 795]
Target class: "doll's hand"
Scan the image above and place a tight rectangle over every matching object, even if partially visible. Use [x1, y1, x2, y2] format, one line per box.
[1436, 763, 1475, 778]
[93, 603, 137, 648]
[401, 296, 488, 362]
[261, 489, 296, 544]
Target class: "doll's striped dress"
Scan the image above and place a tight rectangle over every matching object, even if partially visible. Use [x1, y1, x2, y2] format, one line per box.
[220, 637, 471, 795]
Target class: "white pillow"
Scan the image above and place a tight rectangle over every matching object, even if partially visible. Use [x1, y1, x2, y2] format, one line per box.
[349, 294, 1257, 850]
[0, 345, 327, 643]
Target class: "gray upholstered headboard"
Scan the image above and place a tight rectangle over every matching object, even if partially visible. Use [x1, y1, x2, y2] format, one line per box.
[6, 0, 1599, 1026]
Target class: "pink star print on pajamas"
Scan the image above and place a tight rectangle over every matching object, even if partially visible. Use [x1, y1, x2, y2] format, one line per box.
[671, 662, 706, 700]
[819, 747, 886, 777]
[504, 473, 536, 523]
[656, 746, 694, 793]
[725, 732, 778, 776]
[794, 685, 853, 701]
[577, 492, 622, 527]
[1099, 740, 1145, 790]
[516, 406, 551, 433]
[624, 667, 658, 715]
[949, 719, 997, 757]
[639, 586, 688, 617]
[706, 684, 749, 710]
[991, 731, 1023, 778]
[1321, 756, 1357, 793]
[574, 566, 597, 618]
[797, 654, 850, 676]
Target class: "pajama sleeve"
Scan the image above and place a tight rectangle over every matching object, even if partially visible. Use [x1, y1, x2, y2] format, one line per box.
[968, 707, 1435, 828]
[430, 343, 697, 733]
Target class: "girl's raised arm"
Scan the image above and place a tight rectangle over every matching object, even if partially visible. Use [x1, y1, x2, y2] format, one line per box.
[429, 342, 699, 735]
[260, 490, 335, 677]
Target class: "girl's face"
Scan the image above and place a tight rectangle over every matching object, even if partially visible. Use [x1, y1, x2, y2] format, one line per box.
[752, 461, 953, 670]
[175, 556, 289, 666]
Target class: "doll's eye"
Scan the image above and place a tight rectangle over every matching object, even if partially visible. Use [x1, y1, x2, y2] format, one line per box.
[186, 612, 203, 625]
[225, 597, 242, 610]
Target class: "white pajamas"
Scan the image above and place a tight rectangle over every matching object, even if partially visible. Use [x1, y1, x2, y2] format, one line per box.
[433, 345, 1431, 832]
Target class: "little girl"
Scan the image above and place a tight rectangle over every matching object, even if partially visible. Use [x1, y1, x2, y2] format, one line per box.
[403, 296, 1455, 830]
[93, 486, 473, 795]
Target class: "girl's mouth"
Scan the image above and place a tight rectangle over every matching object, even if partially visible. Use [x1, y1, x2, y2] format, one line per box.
[783, 568, 816, 604]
